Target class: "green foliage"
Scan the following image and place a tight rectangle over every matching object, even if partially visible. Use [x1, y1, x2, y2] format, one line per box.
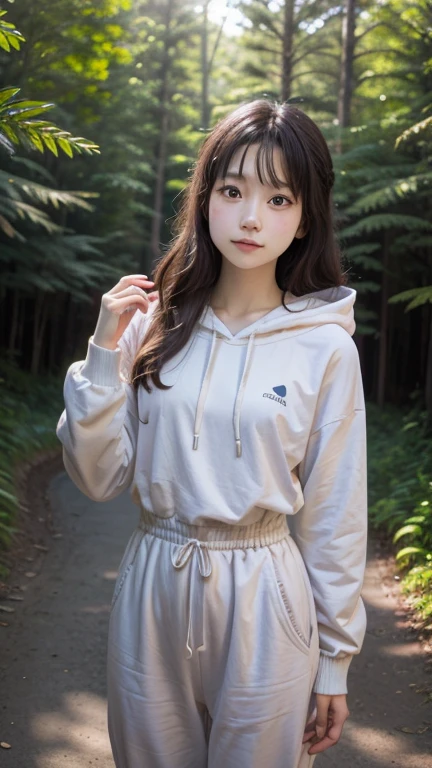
[0, 359, 63, 554]
[0, 7, 99, 158]
[0, 163, 97, 239]
[0, 86, 100, 157]
[388, 286, 432, 311]
[402, 565, 432, 622]
[367, 400, 432, 622]
[0, 10, 24, 51]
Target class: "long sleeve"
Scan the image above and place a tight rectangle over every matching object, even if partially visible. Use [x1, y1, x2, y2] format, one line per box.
[289, 333, 368, 696]
[56, 306, 154, 502]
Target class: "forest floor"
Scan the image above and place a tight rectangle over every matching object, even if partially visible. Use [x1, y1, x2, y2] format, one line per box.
[0, 452, 431, 767]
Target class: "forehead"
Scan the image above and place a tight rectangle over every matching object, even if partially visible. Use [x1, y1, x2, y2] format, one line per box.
[217, 142, 291, 188]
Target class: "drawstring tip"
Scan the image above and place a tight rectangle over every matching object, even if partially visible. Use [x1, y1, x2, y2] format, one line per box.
[236, 439, 242, 458]
[193, 434, 199, 450]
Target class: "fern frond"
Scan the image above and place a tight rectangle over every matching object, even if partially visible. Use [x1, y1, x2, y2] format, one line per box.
[347, 173, 432, 215]
[0, 171, 97, 210]
[395, 116, 432, 149]
[340, 214, 432, 238]
[388, 286, 432, 310]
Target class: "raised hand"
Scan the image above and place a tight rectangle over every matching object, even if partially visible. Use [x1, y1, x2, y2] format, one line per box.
[92, 274, 158, 350]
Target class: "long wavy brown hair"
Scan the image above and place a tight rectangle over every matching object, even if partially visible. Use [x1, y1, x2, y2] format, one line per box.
[131, 98, 348, 393]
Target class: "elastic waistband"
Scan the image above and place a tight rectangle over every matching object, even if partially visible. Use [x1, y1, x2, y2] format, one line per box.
[138, 508, 290, 550]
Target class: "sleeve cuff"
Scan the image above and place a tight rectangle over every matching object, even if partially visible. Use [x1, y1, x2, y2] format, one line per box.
[313, 653, 353, 695]
[79, 336, 122, 386]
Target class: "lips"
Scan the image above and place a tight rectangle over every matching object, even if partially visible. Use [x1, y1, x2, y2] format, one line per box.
[233, 240, 263, 247]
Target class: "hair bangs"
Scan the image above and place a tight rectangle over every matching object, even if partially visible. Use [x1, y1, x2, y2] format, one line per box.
[209, 126, 302, 201]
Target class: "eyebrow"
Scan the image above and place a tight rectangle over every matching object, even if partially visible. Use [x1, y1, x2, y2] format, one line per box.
[223, 171, 292, 190]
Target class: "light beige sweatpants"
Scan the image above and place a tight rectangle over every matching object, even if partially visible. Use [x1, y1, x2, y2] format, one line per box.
[107, 510, 320, 768]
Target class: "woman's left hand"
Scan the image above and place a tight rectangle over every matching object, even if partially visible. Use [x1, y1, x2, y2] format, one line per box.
[302, 693, 350, 755]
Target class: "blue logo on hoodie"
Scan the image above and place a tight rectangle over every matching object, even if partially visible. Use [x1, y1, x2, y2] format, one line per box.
[263, 384, 287, 406]
[273, 385, 286, 398]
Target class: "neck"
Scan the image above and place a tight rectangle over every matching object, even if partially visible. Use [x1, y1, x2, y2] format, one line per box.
[210, 261, 283, 316]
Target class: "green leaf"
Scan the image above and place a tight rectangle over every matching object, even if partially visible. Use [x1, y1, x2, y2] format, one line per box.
[1, 123, 19, 144]
[57, 138, 74, 158]
[340, 214, 432, 238]
[388, 286, 432, 310]
[0, 87, 20, 106]
[396, 546, 427, 560]
[27, 129, 44, 153]
[7, 33, 21, 51]
[393, 523, 423, 543]
[0, 487, 18, 505]
[0, 30, 10, 51]
[41, 132, 58, 156]
[9, 104, 55, 121]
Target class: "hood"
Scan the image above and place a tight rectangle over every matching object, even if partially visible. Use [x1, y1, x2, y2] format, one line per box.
[192, 285, 357, 458]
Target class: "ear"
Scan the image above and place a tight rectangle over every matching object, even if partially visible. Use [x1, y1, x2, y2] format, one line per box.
[295, 223, 307, 239]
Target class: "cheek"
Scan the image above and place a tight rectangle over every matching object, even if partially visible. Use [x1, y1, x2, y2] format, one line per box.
[208, 197, 225, 222]
[208, 198, 230, 242]
[274, 211, 301, 239]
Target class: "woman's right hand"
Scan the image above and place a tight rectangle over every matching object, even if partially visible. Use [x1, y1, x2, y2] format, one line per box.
[92, 274, 158, 350]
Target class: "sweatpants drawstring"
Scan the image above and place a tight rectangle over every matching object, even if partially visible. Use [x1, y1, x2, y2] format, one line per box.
[171, 539, 212, 659]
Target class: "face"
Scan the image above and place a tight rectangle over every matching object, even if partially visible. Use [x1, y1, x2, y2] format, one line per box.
[208, 143, 305, 270]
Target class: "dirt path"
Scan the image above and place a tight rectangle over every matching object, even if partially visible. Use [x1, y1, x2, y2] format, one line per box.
[0, 457, 431, 767]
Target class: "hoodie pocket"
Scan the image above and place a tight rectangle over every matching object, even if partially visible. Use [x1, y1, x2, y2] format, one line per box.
[265, 543, 313, 655]
[111, 528, 145, 612]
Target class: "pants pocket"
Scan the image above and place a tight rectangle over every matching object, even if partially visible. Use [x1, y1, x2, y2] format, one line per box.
[265, 540, 313, 656]
[111, 528, 145, 612]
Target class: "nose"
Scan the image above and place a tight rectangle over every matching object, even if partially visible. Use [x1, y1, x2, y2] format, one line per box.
[240, 197, 262, 231]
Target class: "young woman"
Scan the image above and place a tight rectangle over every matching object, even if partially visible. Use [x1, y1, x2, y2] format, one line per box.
[56, 99, 368, 768]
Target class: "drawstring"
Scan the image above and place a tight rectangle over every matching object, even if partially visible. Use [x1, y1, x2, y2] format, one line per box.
[171, 539, 212, 659]
[193, 315, 257, 458]
[233, 331, 256, 457]
[192, 326, 220, 451]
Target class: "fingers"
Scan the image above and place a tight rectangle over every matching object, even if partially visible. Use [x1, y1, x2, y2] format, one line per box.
[302, 715, 316, 744]
[107, 274, 155, 296]
[94, 275, 157, 348]
[315, 694, 330, 740]
[106, 290, 150, 316]
[308, 734, 338, 755]
[305, 694, 349, 755]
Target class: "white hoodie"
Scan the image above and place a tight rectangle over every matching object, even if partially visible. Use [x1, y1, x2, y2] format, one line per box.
[56, 285, 368, 695]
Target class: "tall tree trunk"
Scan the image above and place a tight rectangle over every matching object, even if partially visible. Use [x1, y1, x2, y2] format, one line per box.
[426, 241, 432, 417]
[201, 0, 230, 130]
[281, 0, 295, 100]
[31, 291, 49, 376]
[48, 292, 60, 371]
[17, 295, 25, 357]
[0, 279, 6, 351]
[425, 306, 432, 417]
[64, 293, 76, 363]
[336, 0, 356, 153]
[201, 0, 210, 130]
[150, 0, 175, 264]
[377, 231, 390, 407]
[8, 290, 20, 356]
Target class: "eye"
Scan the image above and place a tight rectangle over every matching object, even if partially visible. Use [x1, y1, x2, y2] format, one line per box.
[216, 185, 241, 199]
[270, 195, 292, 207]
[216, 185, 293, 206]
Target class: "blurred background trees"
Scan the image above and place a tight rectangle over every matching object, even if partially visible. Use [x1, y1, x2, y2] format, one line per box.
[0, 0, 430, 401]
[0, 0, 431, 617]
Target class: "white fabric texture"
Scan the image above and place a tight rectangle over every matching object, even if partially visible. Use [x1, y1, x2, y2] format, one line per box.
[56, 285, 368, 695]
[107, 512, 320, 768]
